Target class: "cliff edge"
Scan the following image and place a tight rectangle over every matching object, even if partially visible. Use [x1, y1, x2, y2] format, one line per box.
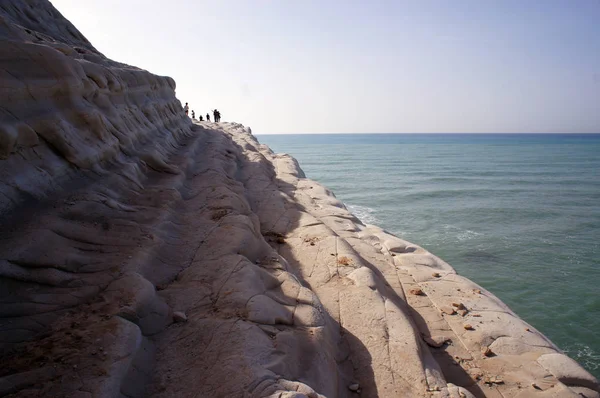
[0, 1, 599, 397]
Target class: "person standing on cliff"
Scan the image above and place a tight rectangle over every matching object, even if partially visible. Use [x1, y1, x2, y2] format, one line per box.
[183, 102, 189, 116]
[206, 113, 210, 122]
[213, 109, 220, 123]
[199, 115, 203, 121]
[191, 110, 195, 119]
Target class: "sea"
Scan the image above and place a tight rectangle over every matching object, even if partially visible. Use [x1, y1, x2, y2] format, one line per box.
[257, 133, 600, 379]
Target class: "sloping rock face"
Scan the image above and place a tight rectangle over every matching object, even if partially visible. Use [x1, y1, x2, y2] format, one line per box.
[0, 1, 599, 398]
[0, 0, 186, 213]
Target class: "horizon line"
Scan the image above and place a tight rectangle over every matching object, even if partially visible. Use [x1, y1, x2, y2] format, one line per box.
[255, 131, 600, 135]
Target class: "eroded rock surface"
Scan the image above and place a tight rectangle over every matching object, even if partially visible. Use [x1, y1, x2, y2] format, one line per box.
[1, 1, 599, 397]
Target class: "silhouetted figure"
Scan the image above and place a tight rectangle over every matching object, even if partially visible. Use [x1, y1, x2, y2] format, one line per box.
[183, 102, 189, 116]
[206, 113, 210, 122]
[213, 109, 221, 122]
[191, 110, 195, 119]
[199, 115, 203, 121]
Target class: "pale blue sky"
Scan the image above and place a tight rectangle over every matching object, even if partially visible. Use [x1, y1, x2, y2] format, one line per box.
[50, 0, 600, 134]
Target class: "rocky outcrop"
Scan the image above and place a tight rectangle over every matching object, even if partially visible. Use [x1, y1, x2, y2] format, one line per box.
[0, 1, 599, 397]
[0, 0, 188, 214]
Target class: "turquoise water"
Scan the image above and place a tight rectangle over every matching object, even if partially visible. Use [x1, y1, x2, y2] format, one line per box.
[257, 133, 600, 378]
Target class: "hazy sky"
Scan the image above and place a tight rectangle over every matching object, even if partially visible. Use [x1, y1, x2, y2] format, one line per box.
[50, 0, 600, 134]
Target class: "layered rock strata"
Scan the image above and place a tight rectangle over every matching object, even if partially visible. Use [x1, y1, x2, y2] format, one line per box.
[0, 1, 599, 397]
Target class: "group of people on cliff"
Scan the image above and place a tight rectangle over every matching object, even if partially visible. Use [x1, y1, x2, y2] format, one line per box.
[183, 103, 221, 123]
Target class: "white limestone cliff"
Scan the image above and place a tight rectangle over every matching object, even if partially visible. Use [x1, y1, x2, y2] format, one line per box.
[0, 1, 598, 397]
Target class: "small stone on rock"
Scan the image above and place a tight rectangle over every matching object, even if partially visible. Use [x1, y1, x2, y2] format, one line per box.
[452, 302, 466, 310]
[468, 368, 484, 379]
[348, 383, 360, 391]
[463, 324, 474, 330]
[432, 272, 441, 277]
[484, 376, 504, 385]
[409, 288, 425, 296]
[173, 311, 187, 323]
[481, 346, 493, 357]
[441, 306, 456, 315]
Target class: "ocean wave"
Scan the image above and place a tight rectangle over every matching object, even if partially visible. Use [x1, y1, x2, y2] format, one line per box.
[440, 224, 483, 241]
[564, 343, 600, 372]
[456, 229, 483, 241]
[346, 204, 380, 225]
